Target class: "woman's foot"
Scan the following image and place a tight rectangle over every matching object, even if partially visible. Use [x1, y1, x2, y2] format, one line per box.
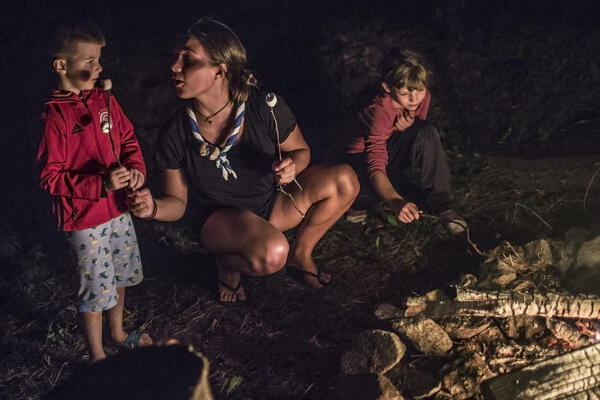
[217, 263, 247, 303]
[288, 253, 331, 289]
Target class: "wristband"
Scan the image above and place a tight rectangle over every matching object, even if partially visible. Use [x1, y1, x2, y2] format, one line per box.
[146, 199, 158, 220]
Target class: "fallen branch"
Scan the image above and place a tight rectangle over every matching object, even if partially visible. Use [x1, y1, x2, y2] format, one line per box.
[481, 343, 600, 400]
[405, 288, 600, 319]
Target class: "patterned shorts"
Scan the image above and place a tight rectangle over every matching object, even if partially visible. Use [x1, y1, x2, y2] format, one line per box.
[65, 212, 143, 312]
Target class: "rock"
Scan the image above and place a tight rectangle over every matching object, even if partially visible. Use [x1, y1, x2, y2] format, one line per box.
[331, 374, 404, 400]
[441, 316, 491, 340]
[575, 236, 600, 268]
[511, 279, 533, 291]
[391, 317, 453, 356]
[404, 290, 450, 307]
[340, 330, 406, 375]
[404, 368, 441, 399]
[548, 239, 574, 275]
[424, 289, 450, 302]
[564, 226, 590, 244]
[523, 239, 553, 266]
[374, 303, 404, 321]
[474, 326, 506, 344]
[442, 370, 478, 400]
[457, 274, 478, 288]
[478, 258, 518, 289]
[503, 316, 545, 340]
[563, 235, 600, 295]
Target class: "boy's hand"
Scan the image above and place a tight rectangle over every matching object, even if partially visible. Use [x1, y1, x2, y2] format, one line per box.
[104, 167, 131, 191]
[394, 109, 415, 132]
[272, 157, 296, 185]
[125, 188, 154, 219]
[389, 198, 422, 223]
[128, 168, 145, 190]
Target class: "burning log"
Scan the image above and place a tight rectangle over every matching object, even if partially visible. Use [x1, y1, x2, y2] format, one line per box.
[480, 343, 600, 400]
[405, 288, 600, 319]
[545, 318, 595, 348]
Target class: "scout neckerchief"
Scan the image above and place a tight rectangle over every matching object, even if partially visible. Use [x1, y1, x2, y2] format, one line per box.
[187, 102, 245, 181]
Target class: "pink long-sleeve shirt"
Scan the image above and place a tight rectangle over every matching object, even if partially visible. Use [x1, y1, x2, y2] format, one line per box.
[343, 90, 431, 176]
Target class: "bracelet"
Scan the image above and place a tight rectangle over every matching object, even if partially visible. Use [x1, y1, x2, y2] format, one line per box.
[147, 199, 158, 220]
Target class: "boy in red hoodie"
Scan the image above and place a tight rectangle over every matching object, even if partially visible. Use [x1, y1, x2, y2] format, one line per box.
[36, 23, 151, 361]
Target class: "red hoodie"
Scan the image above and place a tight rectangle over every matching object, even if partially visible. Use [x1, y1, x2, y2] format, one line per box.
[342, 90, 431, 176]
[37, 88, 146, 231]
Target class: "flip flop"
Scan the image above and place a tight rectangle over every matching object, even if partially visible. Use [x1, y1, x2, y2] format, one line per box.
[116, 330, 151, 349]
[288, 266, 332, 287]
[217, 279, 247, 304]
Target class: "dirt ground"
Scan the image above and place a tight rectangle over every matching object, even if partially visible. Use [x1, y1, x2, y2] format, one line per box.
[1, 154, 600, 399]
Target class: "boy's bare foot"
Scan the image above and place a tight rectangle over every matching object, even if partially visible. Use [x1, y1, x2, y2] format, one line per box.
[216, 264, 247, 303]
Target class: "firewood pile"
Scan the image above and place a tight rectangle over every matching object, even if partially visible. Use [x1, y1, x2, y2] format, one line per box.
[335, 228, 600, 399]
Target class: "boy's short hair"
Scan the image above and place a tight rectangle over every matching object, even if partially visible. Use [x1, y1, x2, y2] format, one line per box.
[51, 22, 106, 61]
[381, 49, 430, 91]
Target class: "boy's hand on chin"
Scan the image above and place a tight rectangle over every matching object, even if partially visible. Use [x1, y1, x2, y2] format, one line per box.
[394, 110, 415, 132]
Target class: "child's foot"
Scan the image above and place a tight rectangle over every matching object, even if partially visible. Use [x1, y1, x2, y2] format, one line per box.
[90, 352, 107, 363]
[216, 264, 247, 303]
[113, 330, 153, 349]
[438, 209, 468, 234]
[345, 208, 367, 224]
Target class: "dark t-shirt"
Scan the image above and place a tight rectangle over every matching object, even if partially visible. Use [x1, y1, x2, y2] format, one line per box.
[156, 90, 296, 220]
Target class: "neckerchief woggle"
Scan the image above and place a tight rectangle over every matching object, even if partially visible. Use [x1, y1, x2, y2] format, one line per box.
[187, 102, 245, 181]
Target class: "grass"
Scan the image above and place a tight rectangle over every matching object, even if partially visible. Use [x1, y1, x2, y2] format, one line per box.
[3, 153, 599, 399]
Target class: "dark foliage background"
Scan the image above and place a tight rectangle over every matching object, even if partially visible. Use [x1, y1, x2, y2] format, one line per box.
[1, 1, 600, 399]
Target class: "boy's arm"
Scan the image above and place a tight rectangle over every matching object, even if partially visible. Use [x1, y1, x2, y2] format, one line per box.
[370, 171, 421, 223]
[37, 109, 103, 200]
[364, 103, 420, 222]
[111, 96, 146, 176]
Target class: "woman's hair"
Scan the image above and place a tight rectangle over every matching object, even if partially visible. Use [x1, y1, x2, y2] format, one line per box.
[188, 17, 257, 104]
[381, 49, 430, 91]
[51, 22, 106, 61]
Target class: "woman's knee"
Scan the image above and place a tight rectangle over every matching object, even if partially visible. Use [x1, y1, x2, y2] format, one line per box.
[333, 164, 360, 200]
[250, 235, 289, 275]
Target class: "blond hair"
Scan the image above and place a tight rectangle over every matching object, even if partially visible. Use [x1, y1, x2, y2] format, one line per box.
[381, 49, 429, 91]
[51, 22, 105, 61]
[188, 17, 257, 104]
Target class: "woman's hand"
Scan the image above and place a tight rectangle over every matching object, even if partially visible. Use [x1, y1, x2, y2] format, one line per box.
[394, 109, 415, 132]
[104, 167, 131, 191]
[128, 168, 145, 190]
[272, 157, 297, 185]
[126, 188, 155, 219]
[389, 198, 422, 223]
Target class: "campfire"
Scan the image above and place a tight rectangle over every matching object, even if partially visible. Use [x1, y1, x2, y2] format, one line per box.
[336, 228, 600, 399]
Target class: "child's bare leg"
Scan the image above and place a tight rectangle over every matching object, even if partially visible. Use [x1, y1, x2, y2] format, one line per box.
[270, 164, 359, 288]
[80, 311, 105, 362]
[107, 286, 127, 342]
[106, 287, 152, 345]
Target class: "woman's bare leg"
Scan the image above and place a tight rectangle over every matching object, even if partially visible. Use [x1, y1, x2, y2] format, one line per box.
[270, 163, 359, 288]
[200, 208, 289, 302]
